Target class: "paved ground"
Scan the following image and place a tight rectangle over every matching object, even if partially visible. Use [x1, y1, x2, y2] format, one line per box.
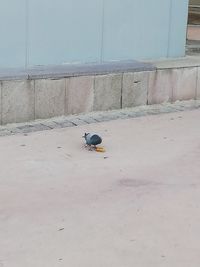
[0, 108, 200, 267]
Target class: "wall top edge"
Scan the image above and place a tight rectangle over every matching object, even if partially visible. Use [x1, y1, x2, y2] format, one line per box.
[0, 60, 155, 81]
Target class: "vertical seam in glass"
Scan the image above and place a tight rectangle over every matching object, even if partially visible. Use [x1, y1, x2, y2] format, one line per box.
[167, 0, 173, 57]
[100, 0, 105, 62]
[25, 0, 29, 68]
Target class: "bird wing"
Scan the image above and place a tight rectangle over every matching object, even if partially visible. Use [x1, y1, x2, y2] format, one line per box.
[90, 134, 102, 145]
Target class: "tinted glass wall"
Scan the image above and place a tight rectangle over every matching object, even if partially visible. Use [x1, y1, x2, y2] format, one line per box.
[0, 0, 189, 68]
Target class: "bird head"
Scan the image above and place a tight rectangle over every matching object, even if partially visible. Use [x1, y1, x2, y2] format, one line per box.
[82, 133, 89, 139]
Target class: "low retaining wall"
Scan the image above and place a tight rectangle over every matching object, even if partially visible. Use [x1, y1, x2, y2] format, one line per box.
[0, 57, 199, 125]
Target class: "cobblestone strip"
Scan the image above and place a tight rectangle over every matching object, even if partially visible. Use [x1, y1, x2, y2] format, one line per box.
[0, 100, 200, 137]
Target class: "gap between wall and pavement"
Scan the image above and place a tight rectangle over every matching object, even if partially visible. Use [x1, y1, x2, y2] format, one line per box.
[0, 100, 199, 137]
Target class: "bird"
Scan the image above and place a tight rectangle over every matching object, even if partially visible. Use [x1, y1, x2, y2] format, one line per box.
[83, 133, 102, 149]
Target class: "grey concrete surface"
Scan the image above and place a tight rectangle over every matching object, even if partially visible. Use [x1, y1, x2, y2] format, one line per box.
[148, 70, 173, 104]
[146, 55, 200, 69]
[2, 80, 35, 124]
[0, 60, 155, 81]
[35, 79, 66, 119]
[0, 109, 200, 267]
[94, 74, 122, 111]
[122, 72, 149, 108]
[66, 76, 94, 115]
[172, 68, 197, 101]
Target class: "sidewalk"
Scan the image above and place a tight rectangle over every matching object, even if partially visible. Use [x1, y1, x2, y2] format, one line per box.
[0, 108, 200, 267]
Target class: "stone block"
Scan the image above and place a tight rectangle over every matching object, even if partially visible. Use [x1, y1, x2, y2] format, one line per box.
[57, 119, 75, 128]
[67, 117, 86, 126]
[0, 129, 11, 136]
[77, 115, 98, 124]
[2, 80, 34, 124]
[94, 74, 122, 111]
[122, 72, 148, 108]
[172, 68, 197, 102]
[148, 70, 173, 105]
[35, 79, 65, 119]
[196, 67, 200, 100]
[187, 25, 200, 41]
[66, 76, 94, 115]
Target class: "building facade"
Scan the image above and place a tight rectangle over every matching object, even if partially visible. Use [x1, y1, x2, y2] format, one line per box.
[0, 0, 189, 68]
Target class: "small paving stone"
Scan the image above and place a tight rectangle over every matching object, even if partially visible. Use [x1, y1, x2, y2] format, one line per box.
[147, 110, 163, 115]
[158, 107, 174, 113]
[87, 114, 104, 122]
[17, 125, 35, 133]
[77, 115, 98, 124]
[117, 112, 131, 119]
[56, 120, 76, 128]
[0, 130, 12, 136]
[95, 115, 112, 122]
[33, 124, 52, 131]
[132, 112, 147, 118]
[106, 112, 123, 120]
[99, 115, 117, 122]
[41, 121, 62, 129]
[68, 118, 87, 126]
[175, 106, 188, 111]
[10, 128, 23, 134]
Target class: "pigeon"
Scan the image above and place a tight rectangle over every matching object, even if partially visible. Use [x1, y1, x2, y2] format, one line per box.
[83, 133, 102, 148]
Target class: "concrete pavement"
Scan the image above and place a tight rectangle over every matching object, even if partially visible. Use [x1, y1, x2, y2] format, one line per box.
[0, 109, 200, 266]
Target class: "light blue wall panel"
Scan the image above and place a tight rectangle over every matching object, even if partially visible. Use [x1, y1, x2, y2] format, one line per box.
[28, 0, 102, 66]
[0, 0, 26, 68]
[168, 0, 189, 57]
[102, 0, 171, 61]
[0, 0, 189, 68]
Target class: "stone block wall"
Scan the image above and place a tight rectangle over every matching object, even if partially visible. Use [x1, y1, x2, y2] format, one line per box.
[0, 61, 199, 125]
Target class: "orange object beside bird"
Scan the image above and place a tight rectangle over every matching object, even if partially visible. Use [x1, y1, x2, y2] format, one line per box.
[95, 147, 106, 153]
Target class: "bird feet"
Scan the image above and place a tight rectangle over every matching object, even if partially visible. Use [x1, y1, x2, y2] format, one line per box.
[84, 144, 96, 151]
